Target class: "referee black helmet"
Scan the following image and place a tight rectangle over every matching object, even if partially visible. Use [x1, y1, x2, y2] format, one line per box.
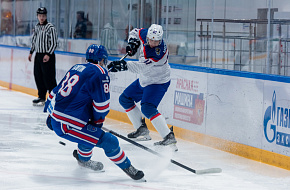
[37, 7, 47, 15]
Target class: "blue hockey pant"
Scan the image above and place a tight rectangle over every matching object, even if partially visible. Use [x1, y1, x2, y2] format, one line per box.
[119, 79, 170, 119]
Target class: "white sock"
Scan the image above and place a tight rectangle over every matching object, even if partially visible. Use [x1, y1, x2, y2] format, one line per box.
[150, 113, 170, 138]
[126, 105, 143, 130]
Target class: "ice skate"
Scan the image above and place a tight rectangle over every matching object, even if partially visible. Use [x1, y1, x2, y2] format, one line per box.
[127, 118, 151, 141]
[154, 128, 178, 151]
[122, 164, 145, 181]
[32, 98, 45, 106]
[73, 150, 104, 172]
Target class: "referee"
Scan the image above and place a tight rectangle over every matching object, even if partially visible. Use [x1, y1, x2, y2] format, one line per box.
[28, 7, 58, 106]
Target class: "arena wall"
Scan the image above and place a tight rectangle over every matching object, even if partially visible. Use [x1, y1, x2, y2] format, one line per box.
[1, 44, 290, 171]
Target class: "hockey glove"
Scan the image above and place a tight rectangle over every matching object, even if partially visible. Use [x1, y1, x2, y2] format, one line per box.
[46, 115, 53, 131]
[43, 100, 50, 113]
[107, 60, 128, 72]
[126, 38, 140, 56]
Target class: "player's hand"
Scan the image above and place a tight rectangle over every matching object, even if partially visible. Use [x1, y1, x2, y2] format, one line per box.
[43, 54, 50, 62]
[107, 61, 118, 72]
[43, 100, 50, 113]
[107, 60, 128, 72]
[28, 54, 32, 62]
[126, 38, 140, 56]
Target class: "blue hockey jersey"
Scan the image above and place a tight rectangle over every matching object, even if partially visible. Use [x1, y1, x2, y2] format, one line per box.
[45, 62, 110, 130]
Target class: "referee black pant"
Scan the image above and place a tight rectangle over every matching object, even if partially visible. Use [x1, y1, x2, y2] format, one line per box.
[34, 53, 57, 100]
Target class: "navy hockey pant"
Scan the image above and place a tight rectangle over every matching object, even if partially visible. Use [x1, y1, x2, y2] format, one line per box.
[119, 79, 170, 119]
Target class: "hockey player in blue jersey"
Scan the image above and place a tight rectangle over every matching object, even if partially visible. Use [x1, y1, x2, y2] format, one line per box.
[43, 44, 144, 180]
[107, 24, 178, 151]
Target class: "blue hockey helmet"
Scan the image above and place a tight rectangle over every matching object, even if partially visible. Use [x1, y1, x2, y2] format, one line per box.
[86, 44, 108, 65]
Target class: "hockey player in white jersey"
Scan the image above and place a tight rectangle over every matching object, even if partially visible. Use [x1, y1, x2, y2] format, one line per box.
[43, 44, 144, 180]
[107, 24, 178, 151]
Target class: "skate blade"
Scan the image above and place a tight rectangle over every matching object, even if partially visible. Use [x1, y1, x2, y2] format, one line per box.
[78, 165, 105, 173]
[135, 135, 152, 141]
[33, 102, 45, 106]
[154, 143, 178, 152]
[94, 169, 105, 173]
[81, 168, 105, 173]
[170, 144, 178, 152]
[136, 178, 147, 182]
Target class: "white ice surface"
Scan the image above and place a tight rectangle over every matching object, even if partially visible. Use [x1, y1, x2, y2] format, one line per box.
[0, 86, 290, 190]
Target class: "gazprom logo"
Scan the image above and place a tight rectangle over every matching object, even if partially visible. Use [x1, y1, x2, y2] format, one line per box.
[263, 91, 290, 147]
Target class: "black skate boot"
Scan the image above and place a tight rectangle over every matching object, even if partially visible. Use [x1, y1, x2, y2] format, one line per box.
[154, 127, 178, 151]
[73, 150, 104, 172]
[32, 98, 45, 106]
[122, 164, 145, 181]
[127, 118, 151, 141]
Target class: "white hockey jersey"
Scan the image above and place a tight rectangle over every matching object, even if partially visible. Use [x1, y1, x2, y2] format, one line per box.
[127, 28, 170, 87]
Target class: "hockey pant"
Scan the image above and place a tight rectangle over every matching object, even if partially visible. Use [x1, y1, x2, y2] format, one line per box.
[49, 117, 131, 169]
[119, 79, 171, 138]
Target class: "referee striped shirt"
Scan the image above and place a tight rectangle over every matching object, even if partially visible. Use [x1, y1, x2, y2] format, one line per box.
[30, 20, 58, 55]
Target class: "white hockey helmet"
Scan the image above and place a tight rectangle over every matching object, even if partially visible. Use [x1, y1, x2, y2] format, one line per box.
[147, 24, 163, 41]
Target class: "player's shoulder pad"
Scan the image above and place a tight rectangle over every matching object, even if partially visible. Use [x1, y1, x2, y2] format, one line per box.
[139, 28, 148, 44]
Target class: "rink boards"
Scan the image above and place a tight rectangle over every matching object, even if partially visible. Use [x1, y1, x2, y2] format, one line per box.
[0, 45, 290, 171]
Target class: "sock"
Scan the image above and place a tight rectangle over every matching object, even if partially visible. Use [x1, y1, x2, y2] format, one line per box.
[126, 105, 143, 130]
[150, 113, 170, 138]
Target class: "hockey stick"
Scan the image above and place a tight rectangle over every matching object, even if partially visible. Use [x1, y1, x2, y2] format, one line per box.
[119, 52, 129, 61]
[102, 126, 222, 175]
[108, 53, 129, 72]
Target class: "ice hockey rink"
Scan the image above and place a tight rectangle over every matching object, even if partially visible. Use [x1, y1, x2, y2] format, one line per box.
[0, 86, 290, 190]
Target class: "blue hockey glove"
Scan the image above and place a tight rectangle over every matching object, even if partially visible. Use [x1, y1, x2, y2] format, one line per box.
[46, 115, 53, 131]
[107, 60, 128, 72]
[126, 38, 140, 56]
[43, 100, 50, 113]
